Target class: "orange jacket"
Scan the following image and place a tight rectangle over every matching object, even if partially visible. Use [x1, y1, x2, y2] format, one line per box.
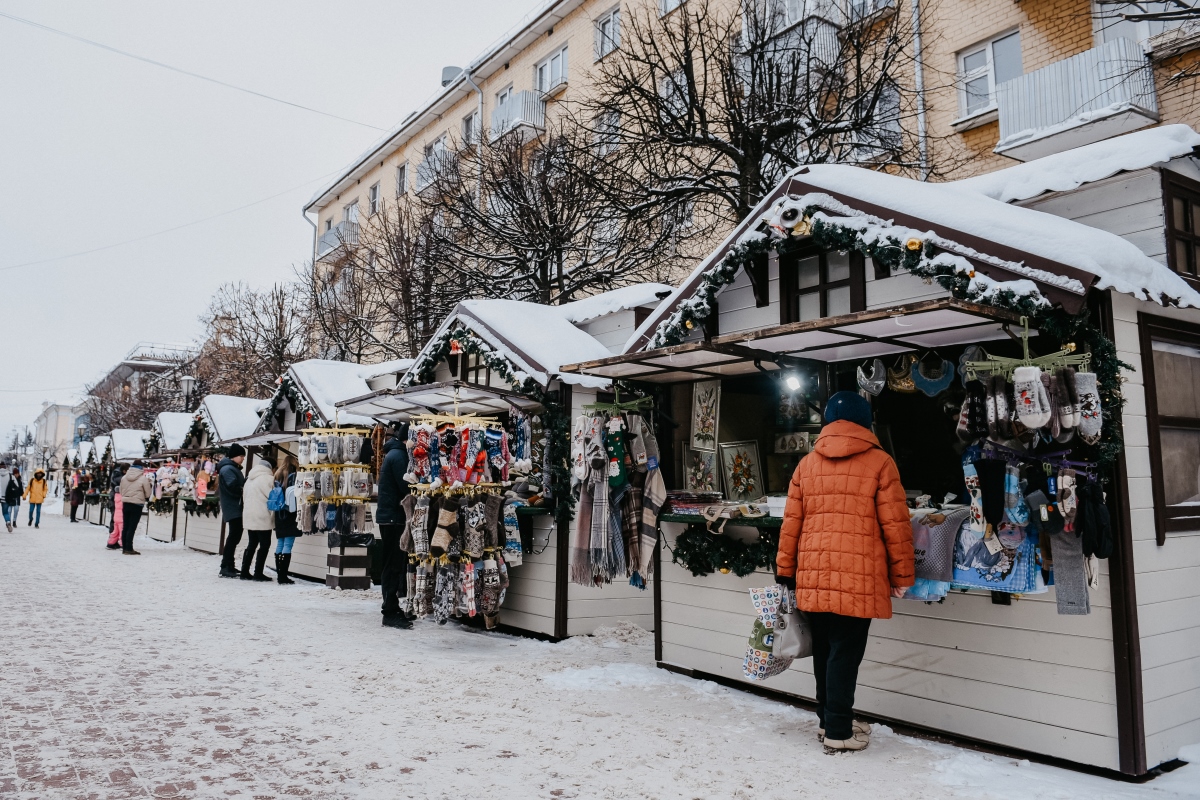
[776, 420, 914, 619]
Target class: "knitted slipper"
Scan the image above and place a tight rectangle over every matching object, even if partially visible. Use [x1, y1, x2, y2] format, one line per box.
[856, 358, 886, 396]
[886, 354, 918, 393]
[912, 356, 955, 397]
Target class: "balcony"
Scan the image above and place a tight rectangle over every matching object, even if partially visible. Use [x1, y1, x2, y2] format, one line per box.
[490, 90, 547, 142]
[316, 221, 358, 258]
[994, 37, 1159, 162]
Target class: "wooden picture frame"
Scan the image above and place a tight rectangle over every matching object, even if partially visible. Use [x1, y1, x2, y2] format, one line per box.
[719, 440, 763, 502]
[690, 380, 721, 451]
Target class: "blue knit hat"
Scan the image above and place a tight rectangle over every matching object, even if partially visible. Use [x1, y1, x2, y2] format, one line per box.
[824, 391, 873, 430]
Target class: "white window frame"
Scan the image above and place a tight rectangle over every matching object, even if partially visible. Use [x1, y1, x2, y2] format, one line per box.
[395, 162, 408, 196]
[594, 109, 621, 155]
[496, 84, 514, 110]
[342, 201, 359, 224]
[595, 6, 621, 60]
[660, 0, 684, 15]
[462, 109, 480, 144]
[367, 182, 380, 216]
[1093, 1, 1199, 47]
[425, 134, 448, 160]
[324, 218, 332, 232]
[956, 29, 1021, 119]
[535, 45, 569, 95]
[659, 68, 688, 119]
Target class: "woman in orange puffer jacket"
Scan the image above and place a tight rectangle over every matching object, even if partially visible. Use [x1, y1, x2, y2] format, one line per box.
[776, 391, 914, 754]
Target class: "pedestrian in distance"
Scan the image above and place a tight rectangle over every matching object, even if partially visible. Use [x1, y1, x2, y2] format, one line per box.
[118, 460, 154, 555]
[376, 426, 412, 629]
[775, 391, 914, 754]
[69, 469, 83, 523]
[5, 467, 23, 529]
[217, 444, 247, 578]
[0, 461, 12, 532]
[106, 463, 126, 549]
[23, 468, 48, 528]
[240, 455, 275, 582]
[272, 456, 298, 585]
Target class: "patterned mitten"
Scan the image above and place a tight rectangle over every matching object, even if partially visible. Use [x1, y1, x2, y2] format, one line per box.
[463, 499, 486, 557]
[328, 435, 343, 465]
[963, 462, 986, 533]
[1003, 463, 1029, 526]
[298, 437, 310, 466]
[1059, 468, 1078, 533]
[480, 558, 501, 629]
[409, 427, 432, 483]
[462, 561, 477, 617]
[502, 501, 523, 566]
[1075, 372, 1102, 442]
[1013, 366, 1050, 430]
[430, 497, 460, 557]
[1059, 367, 1080, 429]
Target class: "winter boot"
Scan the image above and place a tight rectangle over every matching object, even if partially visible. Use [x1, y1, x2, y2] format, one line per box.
[824, 728, 870, 753]
[276, 553, 295, 584]
[382, 613, 413, 629]
[252, 545, 272, 581]
[818, 721, 870, 743]
[239, 548, 254, 580]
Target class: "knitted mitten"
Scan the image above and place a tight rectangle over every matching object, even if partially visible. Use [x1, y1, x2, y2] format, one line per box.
[463, 499, 486, 557]
[1075, 372, 1102, 442]
[1060, 367, 1081, 429]
[962, 462, 986, 533]
[1003, 463, 1029, 526]
[430, 496, 460, 557]
[483, 494, 503, 549]
[344, 434, 362, 464]
[298, 437, 310, 466]
[1043, 372, 1061, 439]
[462, 561, 477, 617]
[1059, 469, 1078, 532]
[327, 435, 343, 465]
[1013, 366, 1051, 430]
[502, 500, 523, 566]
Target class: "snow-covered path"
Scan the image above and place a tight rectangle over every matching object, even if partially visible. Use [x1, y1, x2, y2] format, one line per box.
[0, 513, 1196, 799]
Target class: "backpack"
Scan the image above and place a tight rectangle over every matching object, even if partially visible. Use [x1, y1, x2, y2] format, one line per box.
[267, 481, 286, 512]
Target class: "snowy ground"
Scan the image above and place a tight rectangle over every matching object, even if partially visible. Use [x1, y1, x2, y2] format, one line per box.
[0, 513, 1196, 800]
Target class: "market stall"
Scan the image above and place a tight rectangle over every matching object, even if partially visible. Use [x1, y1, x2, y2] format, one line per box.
[561, 162, 1200, 775]
[338, 287, 669, 638]
[142, 412, 196, 542]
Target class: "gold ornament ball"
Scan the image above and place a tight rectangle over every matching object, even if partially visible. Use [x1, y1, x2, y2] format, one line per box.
[968, 270, 976, 278]
[685, 319, 694, 330]
[719, 567, 730, 574]
[905, 237, 922, 251]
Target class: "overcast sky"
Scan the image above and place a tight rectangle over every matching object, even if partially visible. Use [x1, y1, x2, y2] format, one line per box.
[0, 0, 536, 441]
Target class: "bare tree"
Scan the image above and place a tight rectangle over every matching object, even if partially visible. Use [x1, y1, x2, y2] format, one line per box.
[195, 282, 311, 397]
[1095, 1, 1200, 23]
[294, 250, 401, 363]
[421, 119, 693, 304]
[583, 0, 950, 224]
[83, 351, 196, 432]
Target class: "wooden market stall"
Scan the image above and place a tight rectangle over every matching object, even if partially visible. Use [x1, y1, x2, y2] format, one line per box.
[143, 411, 197, 542]
[561, 144, 1200, 776]
[337, 286, 670, 638]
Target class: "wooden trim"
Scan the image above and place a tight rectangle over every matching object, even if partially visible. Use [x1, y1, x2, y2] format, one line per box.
[1101, 292, 1148, 776]
[747, 251, 770, 308]
[849, 250, 866, 312]
[554, 383, 572, 640]
[1161, 168, 1200, 282]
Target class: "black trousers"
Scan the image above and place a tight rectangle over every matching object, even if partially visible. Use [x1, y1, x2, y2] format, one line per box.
[220, 518, 244, 570]
[242, 530, 271, 574]
[121, 503, 143, 552]
[70, 502, 78, 522]
[809, 612, 872, 741]
[378, 522, 408, 616]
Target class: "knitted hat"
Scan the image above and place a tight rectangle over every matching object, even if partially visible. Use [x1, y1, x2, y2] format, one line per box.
[823, 391, 873, 430]
[228, 444, 246, 458]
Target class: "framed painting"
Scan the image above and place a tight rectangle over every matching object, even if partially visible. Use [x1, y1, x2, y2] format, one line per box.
[690, 380, 721, 451]
[684, 448, 719, 493]
[719, 440, 764, 503]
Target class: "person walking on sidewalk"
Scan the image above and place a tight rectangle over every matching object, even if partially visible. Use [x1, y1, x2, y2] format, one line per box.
[240, 456, 275, 582]
[69, 469, 83, 523]
[0, 462, 12, 532]
[117, 461, 153, 555]
[23, 468, 48, 528]
[217, 444, 247, 578]
[376, 429, 412, 629]
[5, 467, 23, 529]
[775, 391, 914, 754]
[106, 463, 127, 550]
[272, 456, 298, 585]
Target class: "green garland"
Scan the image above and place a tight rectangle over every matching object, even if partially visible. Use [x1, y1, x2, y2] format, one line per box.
[148, 496, 175, 515]
[405, 326, 574, 524]
[263, 374, 313, 430]
[671, 524, 779, 577]
[184, 415, 209, 449]
[144, 430, 161, 457]
[184, 497, 220, 518]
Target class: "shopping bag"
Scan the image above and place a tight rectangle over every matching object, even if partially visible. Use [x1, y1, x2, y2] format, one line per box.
[743, 585, 793, 680]
[774, 589, 812, 659]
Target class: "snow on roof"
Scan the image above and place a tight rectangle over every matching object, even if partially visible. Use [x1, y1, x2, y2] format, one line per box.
[154, 412, 194, 451]
[556, 284, 674, 325]
[359, 358, 414, 380]
[455, 299, 614, 388]
[201, 395, 266, 443]
[110, 429, 149, 461]
[92, 436, 111, 461]
[76, 442, 93, 463]
[956, 124, 1200, 203]
[287, 360, 378, 426]
[795, 163, 1200, 307]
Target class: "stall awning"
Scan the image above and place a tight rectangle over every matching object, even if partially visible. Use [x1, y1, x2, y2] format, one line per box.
[222, 432, 301, 447]
[560, 298, 1025, 382]
[336, 380, 543, 420]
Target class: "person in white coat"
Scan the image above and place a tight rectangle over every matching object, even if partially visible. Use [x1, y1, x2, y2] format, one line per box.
[240, 458, 276, 581]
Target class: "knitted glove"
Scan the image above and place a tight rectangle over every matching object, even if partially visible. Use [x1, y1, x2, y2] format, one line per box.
[1075, 372, 1102, 442]
[1059, 468, 1078, 533]
[430, 496, 460, 557]
[1014, 366, 1051, 430]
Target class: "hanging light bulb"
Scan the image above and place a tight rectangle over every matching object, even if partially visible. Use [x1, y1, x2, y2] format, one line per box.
[785, 375, 802, 392]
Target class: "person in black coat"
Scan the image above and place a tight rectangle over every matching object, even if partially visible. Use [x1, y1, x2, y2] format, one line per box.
[4, 468, 22, 529]
[377, 429, 411, 629]
[217, 444, 247, 578]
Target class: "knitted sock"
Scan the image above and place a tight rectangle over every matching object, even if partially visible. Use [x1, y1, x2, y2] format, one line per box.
[1051, 531, 1090, 615]
[405, 560, 417, 616]
[626, 414, 648, 469]
[433, 564, 454, 624]
[413, 564, 430, 618]
[956, 394, 973, 441]
[430, 497, 460, 557]
[1062, 367, 1081, 429]
[985, 377, 999, 439]
[1059, 469, 1078, 532]
[605, 417, 629, 489]
[1075, 372, 1102, 442]
[1003, 464, 1029, 526]
[485, 428, 506, 474]
[480, 558, 501, 629]
[962, 462, 986, 532]
[483, 494, 503, 549]
[410, 496, 432, 557]
[463, 499, 486, 557]
[462, 561, 477, 617]
[571, 416, 588, 480]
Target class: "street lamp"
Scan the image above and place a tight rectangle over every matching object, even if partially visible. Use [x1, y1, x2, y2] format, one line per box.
[180, 374, 196, 411]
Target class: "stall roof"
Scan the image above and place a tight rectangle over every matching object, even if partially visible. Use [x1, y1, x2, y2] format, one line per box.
[92, 435, 111, 462]
[75, 441, 93, 465]
[338, 380, 544, 420]
[153, 412, 193, 452]
[222, 431, 302, 448]
[200, 395, 266, 444]
[555, 283, 674, 324]
[109, 429, 150, 461]
[562, 298, 1023, 382]
[285, 359, 380, 426]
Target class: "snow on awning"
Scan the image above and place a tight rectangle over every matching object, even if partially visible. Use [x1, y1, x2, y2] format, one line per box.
[200, 395, 266, 444]
[109, 429, 150, 461]
[153, 412, 194, 452]
[562, 298, 1023, 382]
[555, 283, 673, 324]
[337, 380, 543, 420]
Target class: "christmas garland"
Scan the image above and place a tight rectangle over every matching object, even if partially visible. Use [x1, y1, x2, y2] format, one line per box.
[262, 374, 313, 430]
[144, 430, 161, 457]
[148, 496, 175, 515]
[406, 326, 574, 524]
[184, 415, 209, 449]
[184, 498, 220, 518]
[671, 524, 779, 577]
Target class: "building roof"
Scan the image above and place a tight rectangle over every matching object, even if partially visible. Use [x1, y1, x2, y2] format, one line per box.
[91, 436, 111, 463]
[555, 283, 675, 324]
[199, 395, 266, 444]
[304, 0, 586, 215]
[153, 412, 194, 452]
[285, 360, 384, 427]
[109, 429, 150, 462]
[955, 124, 1200, 204]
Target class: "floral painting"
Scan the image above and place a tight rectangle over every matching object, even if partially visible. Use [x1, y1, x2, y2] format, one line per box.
[690, 380, 721, 451]
[719, 441, 763, 503]
[685, 448, 718, 492]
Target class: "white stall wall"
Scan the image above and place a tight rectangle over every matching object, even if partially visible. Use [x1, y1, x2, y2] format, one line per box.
[502, 514, 558, 637]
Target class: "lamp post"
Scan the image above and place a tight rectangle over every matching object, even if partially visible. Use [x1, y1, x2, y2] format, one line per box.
[179, 374, 196, 412]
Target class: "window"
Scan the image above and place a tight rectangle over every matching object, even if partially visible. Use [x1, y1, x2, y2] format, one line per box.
[957, 31, 1022, 117]
[845, 0, 894, 21]
[1165, 171, 1200, 279]
[536, 45, 569, 94]
[396, 162, 408, 196]
[779, 248, 865, 323]
[1096, 1, 1199, 46]
[1140, 315, 1200, 542]
[425, 134, 448, 160]
[660, 0, 684, 14]
[462, 110, 480, 144]
[595, 109, 620, 155]
[324, 218, 332, 232]
[342, 201, 359, 224]
[496, 85, 513, 112]
[596, 7, 621, 59]
[659, 69, 688, 119]
[368, 183, 380, 216]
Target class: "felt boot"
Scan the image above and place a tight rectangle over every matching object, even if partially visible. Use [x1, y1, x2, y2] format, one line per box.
[276, 553, 295, 584]
[239, 548, 254, 580]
